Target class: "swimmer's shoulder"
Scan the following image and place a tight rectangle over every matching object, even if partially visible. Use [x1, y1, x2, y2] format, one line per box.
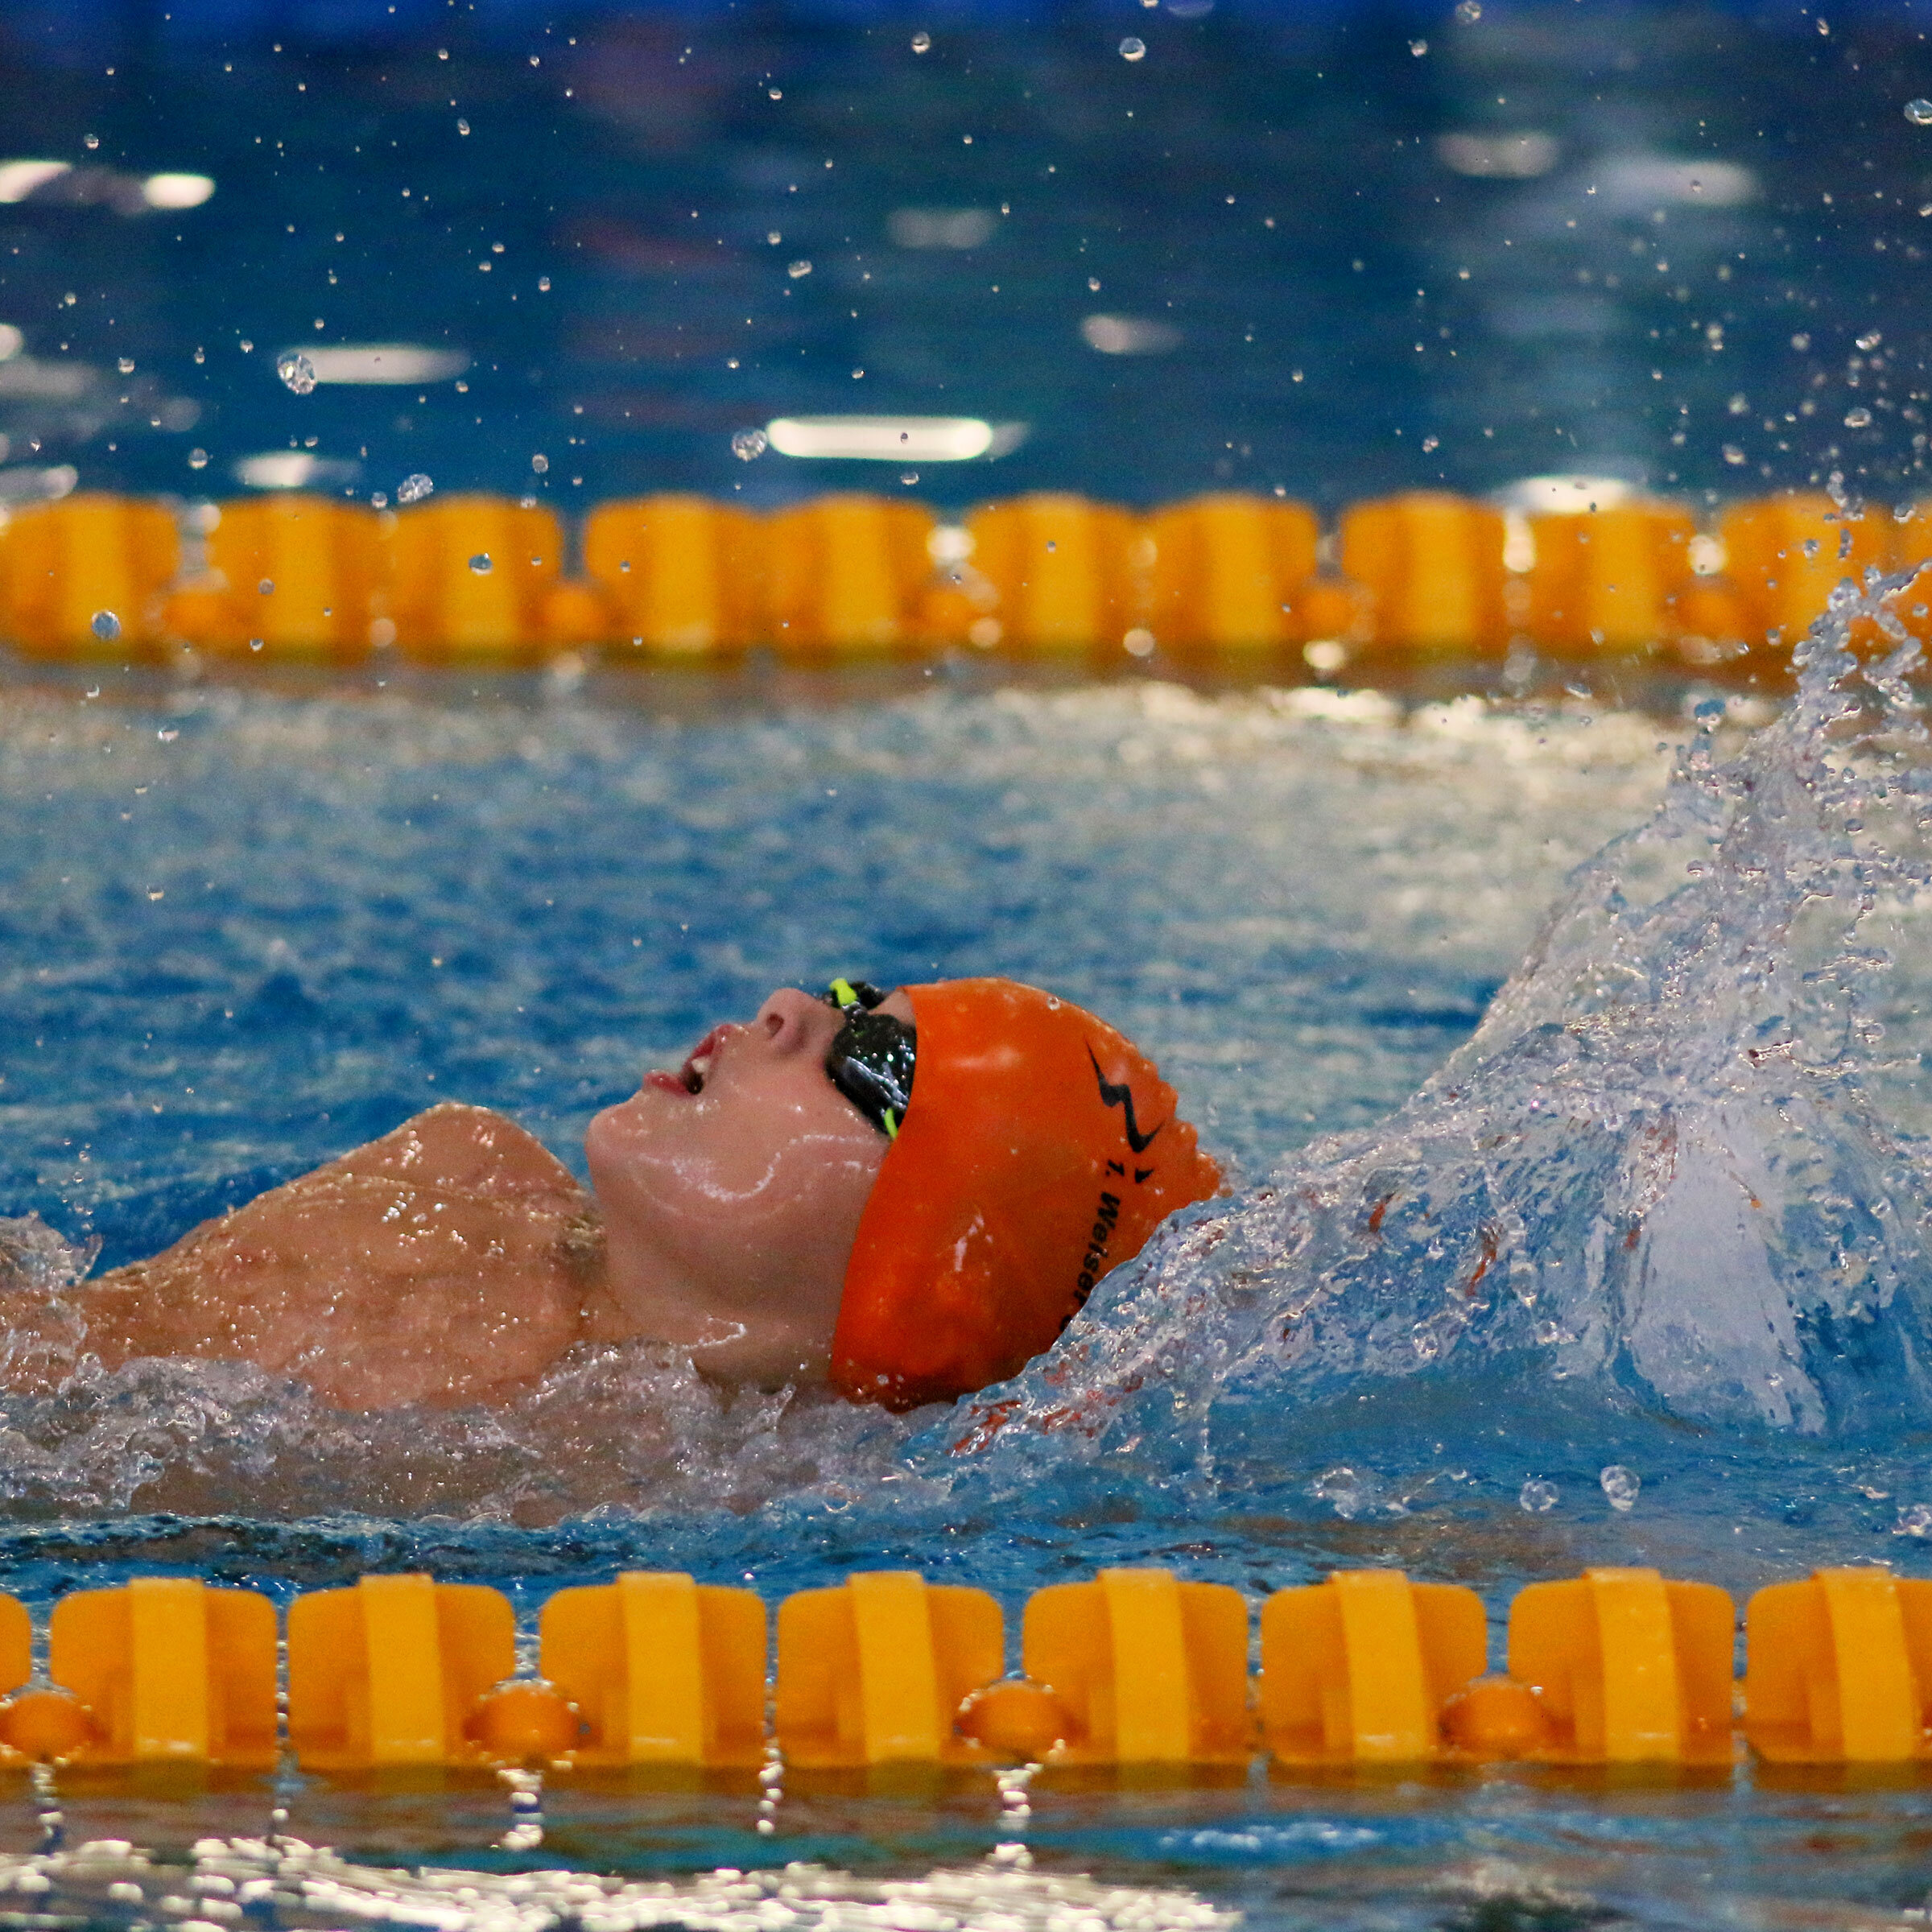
[326, 1101, 587, 1206]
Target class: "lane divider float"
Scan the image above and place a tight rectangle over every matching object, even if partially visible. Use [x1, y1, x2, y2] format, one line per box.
[0, 1563, 1921, 1776]
[3, 487, 1926, 679]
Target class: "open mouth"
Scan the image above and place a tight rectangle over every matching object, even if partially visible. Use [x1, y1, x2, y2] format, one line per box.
[677, 1024, 728, 1094]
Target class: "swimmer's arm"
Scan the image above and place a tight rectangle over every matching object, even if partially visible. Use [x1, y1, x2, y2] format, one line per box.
[6, 1104, 607, 1410]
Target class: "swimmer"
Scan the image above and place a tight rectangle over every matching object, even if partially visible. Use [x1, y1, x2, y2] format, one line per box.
[0, 980, 1220, 1413]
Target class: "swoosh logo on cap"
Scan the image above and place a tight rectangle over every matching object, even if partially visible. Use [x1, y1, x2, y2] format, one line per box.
[1087, 1043, 1166, 1155]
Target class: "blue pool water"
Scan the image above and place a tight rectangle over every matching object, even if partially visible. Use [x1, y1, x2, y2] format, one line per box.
[2, 0, 1930, 510]
[4, 604, 1932, 1924]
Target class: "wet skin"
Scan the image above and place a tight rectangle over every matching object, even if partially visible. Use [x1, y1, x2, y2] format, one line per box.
[6, 987, 908, 1411]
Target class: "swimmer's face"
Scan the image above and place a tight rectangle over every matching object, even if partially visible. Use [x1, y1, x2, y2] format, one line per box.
[585, 985, 914, 1385]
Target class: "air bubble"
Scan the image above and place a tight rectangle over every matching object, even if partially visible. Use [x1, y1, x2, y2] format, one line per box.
[732, 427, 768, 461]
[1600, 1463, 1640, 1512]
[469, 553, 493, 574]
[1519, 1479, 1558, 1513]
[276, 352, 316, 395]
[89, 609, 120, 642]
[1119, 35, 1146, 58]
[910, 30, 931, 51]
[1906, 98, 1932, 125]
[397, 473, 433, 504]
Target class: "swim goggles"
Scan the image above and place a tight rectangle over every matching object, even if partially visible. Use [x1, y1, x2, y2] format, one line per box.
[822, 979, 916, 1141]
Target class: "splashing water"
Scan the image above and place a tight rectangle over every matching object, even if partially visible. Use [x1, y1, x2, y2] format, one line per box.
[946, 557, 1932, 1482]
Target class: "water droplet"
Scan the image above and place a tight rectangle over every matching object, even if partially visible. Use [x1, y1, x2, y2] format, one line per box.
[787, 259, 812, 278]
[248, 638, 263, 652]
[258, 579, 275, 596]
[83, 134, 98, 151]
[369, 491, 388, 510]
[900, 469, 919, 485]
[1519, 1479, 1559, 1513]
[187, 448, 208, 469]
[1313, 1465, 1369, 1520]
[1455, 0, 1481, 19]
[910, 29, 931, 51]
[469, 553, 493, 574]
[538, 275, 551, 292]
[1119, 35, 1146, 59]
[456, 118, 470, 134]
[1600, 1463, 1640, 1512]
[1422, 435, 1439, 452]
[1722, 443, 1747, 466]
[769, 86, 782, 100]
[1856, 329, 1883, 350]
[732, 427, 768, 461]
[117, 357, 134, 374]
[1845, 406, 1873, 428]
[89, 609, 120, 642]
[192, 346, 204, 364]
[1791, 332, 1811, 350]
[397, 472, 433, 504]
[276, 351, 316, 395]
[1409, 37, 1428, 54]
[531, 452, 550, 473]
[1906, 97, 1932, 124]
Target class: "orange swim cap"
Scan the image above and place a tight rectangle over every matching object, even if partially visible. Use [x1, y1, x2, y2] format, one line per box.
[831, 977, 1222, 1410]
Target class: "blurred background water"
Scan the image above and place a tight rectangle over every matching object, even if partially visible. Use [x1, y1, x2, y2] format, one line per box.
[0, 0, 1929, 512]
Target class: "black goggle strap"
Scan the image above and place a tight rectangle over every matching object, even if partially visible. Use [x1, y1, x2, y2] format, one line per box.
[822, 981, 915, 1141]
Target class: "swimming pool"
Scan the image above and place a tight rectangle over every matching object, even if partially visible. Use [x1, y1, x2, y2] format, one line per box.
[3, 593, 1932, 1927]
[6, 0, 1932, 1923]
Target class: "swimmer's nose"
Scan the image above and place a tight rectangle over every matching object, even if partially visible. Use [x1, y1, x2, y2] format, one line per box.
[756, 985, 839, 1056]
